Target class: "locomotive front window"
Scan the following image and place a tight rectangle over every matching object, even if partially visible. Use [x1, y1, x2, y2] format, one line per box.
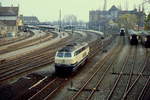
[57, 52, 64, 57]
[132, 35, 137, 38]
[121, 30, 124, 32]
[64, 52, 72, 57]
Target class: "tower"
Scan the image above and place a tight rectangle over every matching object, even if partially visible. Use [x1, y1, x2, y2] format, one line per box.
[103, 0, 107, 11]
[119, 2, 122, 10]
[59, 9, 61, 32]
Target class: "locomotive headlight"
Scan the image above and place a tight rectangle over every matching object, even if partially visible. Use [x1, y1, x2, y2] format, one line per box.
[137, 36, 139, 39]
[130, 36, 132, 39]
[144, 37, 147, 42]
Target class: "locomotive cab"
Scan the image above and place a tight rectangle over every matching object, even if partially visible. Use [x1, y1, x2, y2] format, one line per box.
[129, 34, 139, 45]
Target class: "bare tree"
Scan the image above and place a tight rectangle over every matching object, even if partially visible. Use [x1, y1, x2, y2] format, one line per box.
[144, 13, 150, 30]
[118, 14, 138, 29]
[63, 15, 77, 26]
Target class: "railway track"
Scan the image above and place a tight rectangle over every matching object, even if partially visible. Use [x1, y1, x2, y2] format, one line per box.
[28, 77, 66, 100]
[102, 43, 149, 100]
[0, 50, 55, 70]
[14, 76, 69, 100]
[6, 35, 149, 100]
[121, 50, 150, 100]
[0, 33, 71, 64]
[0, 31, 54, 54]
[1, 35, 70, 63]
[0, 41, 63, 70]
[137, 76, 150, 100]
[0, 32, 117, 100]
[0, 31, 94, 82]
[69, 37, 150, 100]
[0, 57, 54, 82]
[106, 46, 135, 100]
[13, 34, 116, 100]
[0, 37, 72, 83]
[0, 31, 115, 84]
[136, 50, 150, 100]
[124, 47, 137, 93]
[71, 37, 123, 100]
[12, 76, 57, 100]
[86, 43, 124, 100]
[0, 32, 34, 47]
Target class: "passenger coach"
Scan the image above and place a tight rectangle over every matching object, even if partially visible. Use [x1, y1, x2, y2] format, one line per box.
[141, 31, 150, 48]
[55, 42, 89, 74]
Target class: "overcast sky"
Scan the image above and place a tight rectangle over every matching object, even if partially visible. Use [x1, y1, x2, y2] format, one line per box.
[0, 0, 148, 22]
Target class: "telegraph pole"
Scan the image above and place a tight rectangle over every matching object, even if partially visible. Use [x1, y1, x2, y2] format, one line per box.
[59, 9, 61, 32]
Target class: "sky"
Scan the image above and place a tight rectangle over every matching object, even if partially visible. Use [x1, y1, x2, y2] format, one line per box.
[0, 0, 148, 22]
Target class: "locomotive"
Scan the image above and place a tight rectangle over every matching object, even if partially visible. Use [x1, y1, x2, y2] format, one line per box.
[55, 42, 89, 74]
[128, 30, 140, 45]
[120, 28, 125, 36]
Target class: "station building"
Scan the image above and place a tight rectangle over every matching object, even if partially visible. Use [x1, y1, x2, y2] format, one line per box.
[23, 16, 40, 25]
[0, 4, 20, 36]
[89, 5, 145, 31]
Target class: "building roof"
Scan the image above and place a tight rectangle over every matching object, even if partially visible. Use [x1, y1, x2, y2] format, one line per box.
[0, 7, 19, 16]
[109, 5, 120, 12]
[0, 20, 16, 26]
[23, 16, 39, 21]
[90, 10, 109, 15]
[23, 16, 40, 25]
[58, 42, 87, 52]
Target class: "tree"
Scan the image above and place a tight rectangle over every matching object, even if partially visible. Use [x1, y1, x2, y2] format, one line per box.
[63, 15, 77, 26]
[118, 14, 138, 29]
[144, 13, 150, 30]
